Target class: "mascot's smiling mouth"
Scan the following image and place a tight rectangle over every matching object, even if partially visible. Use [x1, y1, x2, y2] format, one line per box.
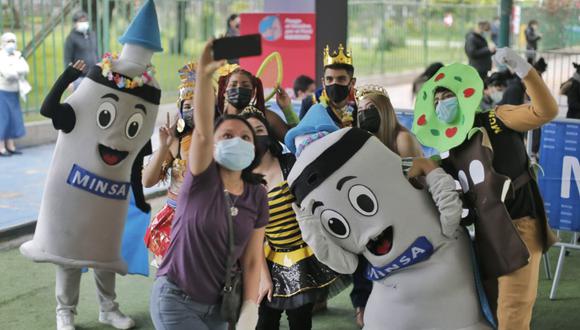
[367, 226, 394, 256]
[98, 144, 128, 166]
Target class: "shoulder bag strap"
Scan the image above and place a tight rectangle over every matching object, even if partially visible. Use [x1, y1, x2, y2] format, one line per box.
[222, 190, 236, 292]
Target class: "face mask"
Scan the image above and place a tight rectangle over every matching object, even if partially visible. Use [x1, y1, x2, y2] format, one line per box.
[76, 22, 90, 33]
[254, 135, 271, 161]
[226, 87, 253, 110]
[490, 91, 504, 104]
[481, 31, 490, 39]
[214, 137, 255, 171]
[3, 43, 16, 54]
[325, 83, 350, 104]
[357, 105, 381, 133]
[435, 97, 459, 124]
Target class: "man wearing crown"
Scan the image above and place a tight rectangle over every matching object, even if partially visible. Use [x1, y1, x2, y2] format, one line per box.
[299, 44, 357, 128]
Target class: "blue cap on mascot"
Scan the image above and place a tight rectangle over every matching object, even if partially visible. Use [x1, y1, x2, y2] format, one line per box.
[285, 103, 339, 154]
[118, 0, 163, 52]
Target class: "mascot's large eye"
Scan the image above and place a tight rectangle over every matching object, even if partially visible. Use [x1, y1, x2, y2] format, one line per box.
[348, 185, 378, 216]
[126, 113, 144, 139]
[321, 210, 350, 239]
[96, 102, 116, 129]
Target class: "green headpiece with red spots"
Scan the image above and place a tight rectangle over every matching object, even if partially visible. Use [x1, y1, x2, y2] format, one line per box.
[412, 63, 484, 153]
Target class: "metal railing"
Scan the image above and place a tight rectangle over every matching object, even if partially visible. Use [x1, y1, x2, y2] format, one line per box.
[2, 0, 580, 117]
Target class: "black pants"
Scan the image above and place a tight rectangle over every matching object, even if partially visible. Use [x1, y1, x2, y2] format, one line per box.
[256, 303, 314, 330]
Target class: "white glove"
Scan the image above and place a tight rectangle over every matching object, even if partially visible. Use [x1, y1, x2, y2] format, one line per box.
[293, 200, 359, 274]
[235, 300, 258, 330]
[492, 47, 532, 79]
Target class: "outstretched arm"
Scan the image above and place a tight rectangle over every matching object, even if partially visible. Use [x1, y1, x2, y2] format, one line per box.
[189, 40, 225, 175]
[41, 60, 86, 133]
[493, 48, 558, 131]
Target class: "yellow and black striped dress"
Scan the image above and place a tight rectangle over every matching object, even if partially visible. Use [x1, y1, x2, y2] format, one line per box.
[264, 181, 344, 310]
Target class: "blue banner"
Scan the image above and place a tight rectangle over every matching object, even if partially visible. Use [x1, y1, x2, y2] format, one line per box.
[66, 164, 130, 200]
[365, 236, 434, 281]
[538, 119, 580, 231]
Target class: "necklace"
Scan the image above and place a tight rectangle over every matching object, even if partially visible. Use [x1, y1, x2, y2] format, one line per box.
[224, 190, 241, 217]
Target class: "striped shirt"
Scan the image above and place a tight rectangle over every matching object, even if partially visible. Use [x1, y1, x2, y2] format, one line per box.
[266, 181, 305, 251]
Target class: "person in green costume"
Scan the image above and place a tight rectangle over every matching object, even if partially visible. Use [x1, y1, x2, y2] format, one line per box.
[413, 47, 558, 330]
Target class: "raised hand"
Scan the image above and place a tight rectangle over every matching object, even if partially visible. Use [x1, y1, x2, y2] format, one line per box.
[275, 86, 292, 110]
[493, 47, 532, 78]
[158, 112, 177, 150]
[198, 39, 226, 78]
[71, 60, 87, 73]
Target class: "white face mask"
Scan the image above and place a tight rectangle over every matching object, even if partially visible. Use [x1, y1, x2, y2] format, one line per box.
[76, 22, 90, 33]
[3, 42, 16, 54]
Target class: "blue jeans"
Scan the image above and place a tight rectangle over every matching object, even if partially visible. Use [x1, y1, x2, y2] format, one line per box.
[150, 276, 227, 330]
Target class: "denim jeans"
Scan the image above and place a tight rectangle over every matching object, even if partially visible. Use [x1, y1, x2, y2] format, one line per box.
[150, 276, 227, 330]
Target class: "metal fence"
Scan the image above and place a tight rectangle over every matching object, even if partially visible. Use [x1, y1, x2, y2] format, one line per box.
[3, 0, 580, 116]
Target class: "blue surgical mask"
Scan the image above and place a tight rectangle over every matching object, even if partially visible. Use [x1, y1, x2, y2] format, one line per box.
[214, 137, 255, 171]
[435, 97, 459, 123]
[490, 91, 504, 104]
[4, 43, 16, 54]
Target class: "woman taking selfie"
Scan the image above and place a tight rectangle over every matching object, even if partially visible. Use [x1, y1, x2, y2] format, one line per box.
[149, 40, 268, 330]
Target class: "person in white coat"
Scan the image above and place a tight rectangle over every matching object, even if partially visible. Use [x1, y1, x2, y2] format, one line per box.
[0, 32, 30, 156]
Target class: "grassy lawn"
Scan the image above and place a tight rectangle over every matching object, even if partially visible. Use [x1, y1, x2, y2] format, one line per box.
[1, 229, 579, 329]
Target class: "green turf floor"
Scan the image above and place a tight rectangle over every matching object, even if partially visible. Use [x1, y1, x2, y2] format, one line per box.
[1, 240, 579, 329]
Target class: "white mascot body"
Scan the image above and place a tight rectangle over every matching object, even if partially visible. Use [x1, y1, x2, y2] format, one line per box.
[20, 0, 162, 274]
[288, 127, 492, 330]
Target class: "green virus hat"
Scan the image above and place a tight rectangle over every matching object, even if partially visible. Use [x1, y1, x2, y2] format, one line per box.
[412, 63, 484, 153]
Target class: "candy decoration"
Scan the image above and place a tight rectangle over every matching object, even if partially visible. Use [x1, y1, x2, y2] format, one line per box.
[417, 114, 427, 126]
[412, 63, 484, 152]
[463, 88, 475, 98]
[445, 127, 458, 137]
[101, 52, 156, 90]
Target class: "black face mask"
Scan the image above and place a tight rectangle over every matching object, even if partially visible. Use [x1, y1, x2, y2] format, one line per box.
[325, 83, 351, 104]
[226, 87, 253, 110]
[357, 105, 381, 133]
[255, 135, 271, 161]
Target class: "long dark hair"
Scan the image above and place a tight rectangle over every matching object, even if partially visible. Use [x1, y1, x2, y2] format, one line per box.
[239, 109, 283, 158]
[214, 115, 265, 185]
[216, 68, 266, 115]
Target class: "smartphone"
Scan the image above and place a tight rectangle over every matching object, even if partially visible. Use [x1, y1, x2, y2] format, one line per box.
[213, 34, 262, 60]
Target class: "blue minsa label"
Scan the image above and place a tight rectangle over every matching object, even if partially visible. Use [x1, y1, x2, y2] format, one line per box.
[66, 164, 130, 200]
[365, 236, 434, 281]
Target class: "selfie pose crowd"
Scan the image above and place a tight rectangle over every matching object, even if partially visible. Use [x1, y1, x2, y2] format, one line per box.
[16, 1, 560, 330]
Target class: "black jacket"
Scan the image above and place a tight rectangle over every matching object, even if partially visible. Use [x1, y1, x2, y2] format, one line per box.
[525, 26, 541, 50]
[64, 30, 98, 75]
[564, 79, 580, 119]
[464, 31, 493, 74]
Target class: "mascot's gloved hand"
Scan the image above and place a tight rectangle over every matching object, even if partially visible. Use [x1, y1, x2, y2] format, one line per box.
[235, 300, 258, 330]
[425, 168, 463, 238]
[493, 47, 532, 79]
[293, 200, 358, 274]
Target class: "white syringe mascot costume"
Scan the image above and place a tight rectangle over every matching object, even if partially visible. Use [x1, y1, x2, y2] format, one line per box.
[20, 1, 162, 329]
[286, 107, 494, 329]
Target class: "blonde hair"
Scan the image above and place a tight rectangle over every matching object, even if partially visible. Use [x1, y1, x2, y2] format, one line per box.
[358, 93, 406, 153]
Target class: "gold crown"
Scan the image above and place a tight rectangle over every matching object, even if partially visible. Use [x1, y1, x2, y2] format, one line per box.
[324, 44, 353, 66]
[240, 105, 265, 118]
[355, 84, 390, 104]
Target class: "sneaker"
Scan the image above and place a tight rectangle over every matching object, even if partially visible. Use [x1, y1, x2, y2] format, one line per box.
[99, 309, 135, 329]
[56, 312, 75, 330]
